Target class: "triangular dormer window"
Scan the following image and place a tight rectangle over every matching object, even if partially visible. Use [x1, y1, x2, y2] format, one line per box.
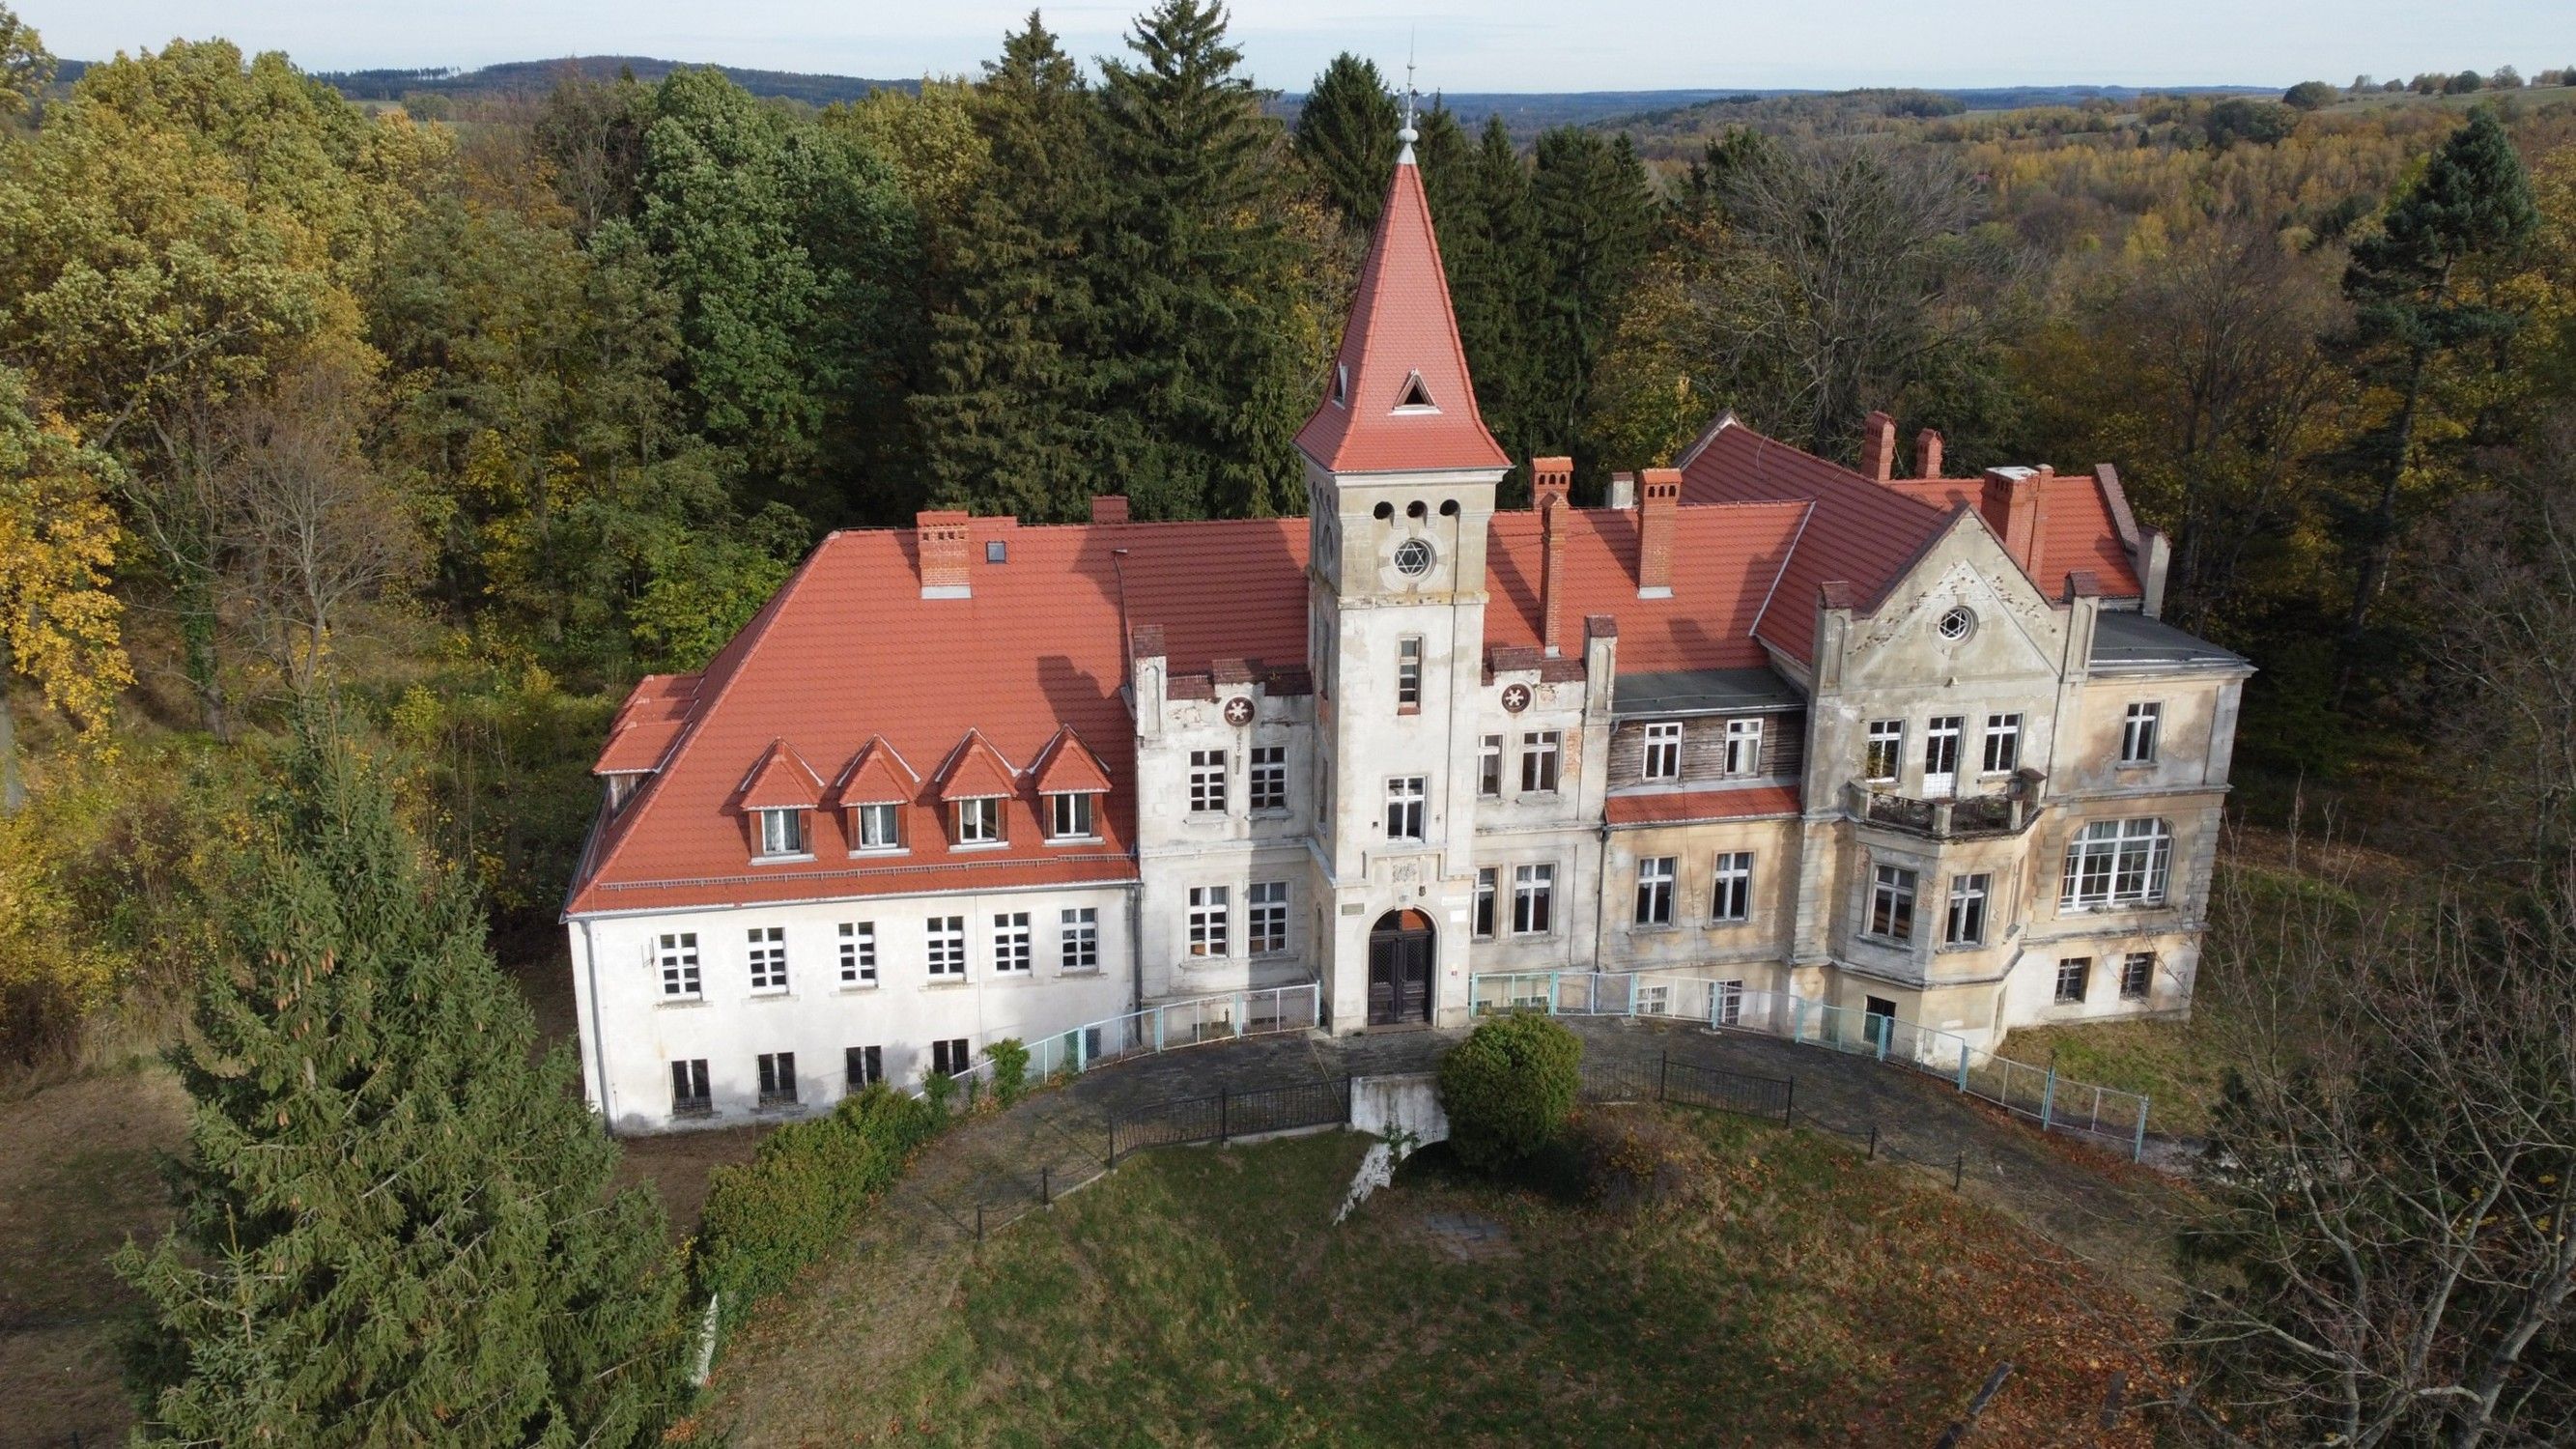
[1333, 362, 1348, 407]
[1393, 371, 1438, 413]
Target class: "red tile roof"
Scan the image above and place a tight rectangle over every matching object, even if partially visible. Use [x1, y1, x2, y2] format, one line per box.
[832, 736, 920, 805]
[933, 729, 1022, 801]
[1030, 727, 1114, 795]
[1606, 783, 1804, 827]
[1485, 501, 1810, 672]
[1880, 473, 2144, 598]
[593, 673, 698, 775]
[1292, 156, 1510, 475]
[737, 739, 825, 809]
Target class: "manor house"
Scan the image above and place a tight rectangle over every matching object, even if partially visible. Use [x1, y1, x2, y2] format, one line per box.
[562, 132, 2248, 1132]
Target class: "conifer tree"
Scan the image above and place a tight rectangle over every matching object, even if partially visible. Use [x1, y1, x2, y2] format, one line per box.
[1527, 126, 1658, 485]
[1448, 113, 1545, 496]
[116, 725, 686, 1445]
[1293, 53, 1401, 231]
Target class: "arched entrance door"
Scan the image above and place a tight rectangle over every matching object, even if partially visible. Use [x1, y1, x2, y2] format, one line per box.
[1367, 909, 1435, 1026]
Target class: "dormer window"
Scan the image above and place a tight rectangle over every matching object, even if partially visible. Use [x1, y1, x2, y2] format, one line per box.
[1393, 370, 1437, 412]
[755, 808, 807, 859]
[849, 802, 902, 853]
[1333, 362, 1348, 407]
[952, 797, 1003, 846]
[1046, 790, 1099, 841]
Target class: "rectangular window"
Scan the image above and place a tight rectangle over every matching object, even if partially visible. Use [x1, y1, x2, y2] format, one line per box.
[1473, 867, 1498, 939]
[2121, 702, 2163, 765]
[1924, 716, 1963, 786]
[656, 932, 701, 998]
[1248, 881, 1288, 954]
[1188, 886, 1230, 956]
[1478, 734, 1503, 798]
[993, 912, 1031, 973]
[1865, 720, 1905, 783]
[1520, 731, 1561, 793]
[1982, 713, 2022, 775]
[1513, 863, 1555, 935]
[1396, 636, 1423, 709]
[1723, 718, 1764, 778]
[757, 808, 807, 857]
[952, 797, 1001, 845]
[852, 802, 901, 851]
[1712, 852, 1753, 923]
[1250, 746, 1288, 811]
[2055, 957, 2092, 1005]
[2120, 951, 2155, 1000]
[1188, 750, 1227, 814]
[1047, 791, 1096, 839]
[1869, 865, 1918, 942]
[1716, 980, 1745, 1027]
[747, 925, 788, 992]
[1944, 873, 1990, 947]
[837, 922, 877, 985]
[926, 916, 966, 979]
[930, 1037, 970, 1078]
[844, 1044, 883, 1089]
[1385, 777, 1427, 840]
[1633, 856, 1677, 926]
[756, 1050, 797, 1106]
[1642, 721, 1684, 781]
[1061, 908, 1099, 972]
[2060, 818, 2174, 909]
[670, 1058, 711, 1116]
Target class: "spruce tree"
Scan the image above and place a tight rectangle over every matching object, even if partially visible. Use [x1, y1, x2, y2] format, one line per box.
[1527, 126, 1658, 486]
[1090, 0, 1306, 520]
[913, 12, 1107, 521]
[1449, 113, 1544, 497]
[116, 727, 686, 1445]
[1293, 53, 1401, 231]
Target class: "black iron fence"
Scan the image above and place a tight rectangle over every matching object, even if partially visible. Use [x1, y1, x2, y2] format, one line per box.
[1106, 1077, 1355, 1165]
[1582, 1051, 1796, 1124]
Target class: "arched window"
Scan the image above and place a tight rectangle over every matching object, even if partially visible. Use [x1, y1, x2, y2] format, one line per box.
[2059, 818, 2171, 908]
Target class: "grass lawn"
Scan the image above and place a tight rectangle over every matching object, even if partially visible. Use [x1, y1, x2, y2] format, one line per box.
[724, 1110, 2166, 1446]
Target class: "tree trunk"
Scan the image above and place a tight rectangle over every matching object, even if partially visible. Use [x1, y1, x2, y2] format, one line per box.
[0, 636, 23, 816]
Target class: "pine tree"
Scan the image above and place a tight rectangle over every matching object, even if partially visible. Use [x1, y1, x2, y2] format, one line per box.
[912, 12, 1107, 522]
[1090, 0, 1307, 520]
[1527, 126, 1658, 487]
[1293, 53, 1401, 232]
[1443, 113, 1544, 497]
[116, 726, 686, 1445]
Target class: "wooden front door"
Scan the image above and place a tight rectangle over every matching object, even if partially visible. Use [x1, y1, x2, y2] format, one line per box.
[1367, 910, 1435, 1025]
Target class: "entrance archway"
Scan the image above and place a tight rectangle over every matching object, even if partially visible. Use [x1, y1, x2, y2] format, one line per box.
[1367, 909, 1435, 1025]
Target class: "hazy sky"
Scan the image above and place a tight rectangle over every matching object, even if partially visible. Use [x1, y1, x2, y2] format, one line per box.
[27, 1, 2576, 93]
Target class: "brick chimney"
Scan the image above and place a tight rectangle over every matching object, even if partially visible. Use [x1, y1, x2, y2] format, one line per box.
[1859, 411, 1898, 482]
[1606, 471, 1637, 509]
[1637, 468, 1681, 598]
[917, 510, 972, 598]
[1979, 466, 2050, 569]
[1531, 455, 1572, 513]
[1540, 494, 1568, 657]
[1090, 495, 1129, 525]
[1915, 429, 1944, 479]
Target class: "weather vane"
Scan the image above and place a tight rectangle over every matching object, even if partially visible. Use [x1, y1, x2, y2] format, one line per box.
[1399, 40, 1419, 160]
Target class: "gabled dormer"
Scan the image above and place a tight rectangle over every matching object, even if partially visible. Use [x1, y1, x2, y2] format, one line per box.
[737, 738, 825, 861]
[1030, 726, 1114, 842]
[932, 729, 1020, 849]
[833, 736, 920, 854]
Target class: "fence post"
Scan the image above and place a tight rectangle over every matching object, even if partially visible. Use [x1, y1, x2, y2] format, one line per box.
[1041, 1165, 1052, 1208]
[2133, 1096, 2150, 1163]
[1876, 1019, 1891, 1064]
[2040, 1065, 2057, 1132]
[1867, 1122, 1879, 1160]
[1219, 1087, 1230, 1145]
[1154, 1006, 1166, 1053]
[1791, 997, 1805, 1044]
[1345, 1073, 1356, 1127]
[976, 1205, 984, 1241]
[1957, 1038, 1971, 1092]
[1107, 1115, 1118, 1168]
[1547, 971, 1561, 1014]
[1953, 1151, 1965, 1190]
[1658, 1052, 1669, 1102]
[1782, 1076, 1796, 1125]
[1233, 993, 1247, 1038]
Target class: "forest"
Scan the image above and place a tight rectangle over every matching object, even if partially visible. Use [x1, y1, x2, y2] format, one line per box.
[4, 0, 2575, 1440]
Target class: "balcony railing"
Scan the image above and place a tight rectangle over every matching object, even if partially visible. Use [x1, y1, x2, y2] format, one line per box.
[1850, 773, 2042, 839]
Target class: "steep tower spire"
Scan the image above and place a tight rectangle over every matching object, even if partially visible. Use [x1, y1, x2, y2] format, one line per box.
[1292, 122, 1509, 474]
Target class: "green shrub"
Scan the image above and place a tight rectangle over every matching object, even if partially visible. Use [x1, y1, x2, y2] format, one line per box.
[1437, 1013, 1582, 1174]
[986, 1037, 1031, 1104]
[923, 1069, 957, 1113]
[694, 1085, 939, 1332]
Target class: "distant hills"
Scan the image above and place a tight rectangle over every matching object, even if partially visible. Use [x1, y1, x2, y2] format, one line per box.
[315, 56, 918, 107]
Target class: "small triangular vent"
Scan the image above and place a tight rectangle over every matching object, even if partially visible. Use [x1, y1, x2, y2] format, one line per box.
[1395, 372, 1436, 412]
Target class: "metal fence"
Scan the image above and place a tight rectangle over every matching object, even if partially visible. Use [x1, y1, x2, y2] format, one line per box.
[1469, 970, 2152, 1160]
[914, 982, 1322, 1104]
[1580, 1050, 1797, 1124]
[1106, 1077, 1355, 1165]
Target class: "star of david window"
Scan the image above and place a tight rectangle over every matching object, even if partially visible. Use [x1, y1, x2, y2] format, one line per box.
[1392, 539, 1434, 578]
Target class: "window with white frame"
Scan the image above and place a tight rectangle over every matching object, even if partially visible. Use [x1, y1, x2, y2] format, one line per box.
[2120, 951, 2155, 1000]
[837, 922, 876, 984]
[1396, 636, 1423, 709]
[656, 932, 701, 998]
[670, 1058, 711, 1115]
[756, 1050, 797, 1105]
[1634, 856, 1677, 926]
[1712, 852, 1753, 923]
[1188, 886, 1230, 956]
[1513, 863, 1555, 935]
[1248, 881, 1288, 954]
[2055, 957, 2091, 1004]
[1642, 721, 1683, 781]
[1520, 731, 1561, 793]
[1636, 982, 1673, 1015]
[747, 925, 788, 992]
[1944, 873, 1990, 947]
[1869, 864, 1918, 942]
[1865, 720, 1904, 783]
[993, 912, 1031, 973]
[952, 797, 1001, 845]
[1715, 980, 1744, 1027]
[929, 1037, 970, 1077]
[1047, 790, 1097, 840]
[851, 802, 901, 851]
[1385, 777, 1427, 839]
[1250, 746, 1288, 811]
[2121, 701, 2162, 764]
[1061, 908, 1098, 972]
[926, 916, 966, 979]
[845, 1045, 883, 1089]
[1188, 750, 1227, 814]
[1982, 713, 2022, 775]
[1723, 718, 1764, 777]
[2060, 818, 2173, 909]
[756, 807, 807, 857]
[1924, 716, 1963, 783]
[1473, 867, 1497, 938]
[1478, 734, 1503, 797]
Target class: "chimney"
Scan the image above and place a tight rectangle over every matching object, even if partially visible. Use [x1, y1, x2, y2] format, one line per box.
[1606, 471, 1637, 509]
[917, 510, 972, 598]
[1637, 467, 1681, 598]
[1531, 455, 1572, 513]
[1540, 495, 1568, 657]
[1090, 495, 1129, 526]
[1979, 466, 2049, 569]
[1915, 429, 1943, 479]
[1859, 411, 1898, 483]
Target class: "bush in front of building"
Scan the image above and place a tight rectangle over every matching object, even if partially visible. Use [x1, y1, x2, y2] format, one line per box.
[1437, 1013, 1582, 1174]
[986, 1037, 1032, 1104]
[694, 1085, 941, 1330]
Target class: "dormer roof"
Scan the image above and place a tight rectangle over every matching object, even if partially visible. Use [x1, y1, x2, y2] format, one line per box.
[933, 729, 1021, 802]
[737, 739, 825, 810]
[832, 735, 920, 806]
[1030, 727, 1114, 795]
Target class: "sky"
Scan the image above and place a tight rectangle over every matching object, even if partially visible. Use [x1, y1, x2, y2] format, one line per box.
[26, 1, 2576, 93]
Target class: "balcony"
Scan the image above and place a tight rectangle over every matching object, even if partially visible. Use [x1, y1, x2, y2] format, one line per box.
[1850, 771, 2044, 840]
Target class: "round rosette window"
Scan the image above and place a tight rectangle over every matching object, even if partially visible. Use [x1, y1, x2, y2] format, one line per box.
[1392, 538, 1434, 578]
[1938, 606, 1976, 642]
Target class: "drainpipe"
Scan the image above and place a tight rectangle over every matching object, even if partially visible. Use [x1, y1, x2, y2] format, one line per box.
[578, 917, 615, 1131]
[1112, 543, 1146, 1020]
[1591, 818, 1611, 974]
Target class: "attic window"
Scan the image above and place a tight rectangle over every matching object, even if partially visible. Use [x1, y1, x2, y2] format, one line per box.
[986, 540, 1006, 563]
[1393, 371, 1438, 413]
[1333, 363, 1348, 407]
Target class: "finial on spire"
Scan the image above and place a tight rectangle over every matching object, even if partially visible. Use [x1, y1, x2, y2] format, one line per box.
[1397, 49, 1419, 164]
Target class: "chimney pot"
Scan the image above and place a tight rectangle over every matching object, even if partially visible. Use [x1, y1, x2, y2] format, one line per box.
[1980, 468, 2045, 571]
[1915, 429, 1943, 479]
[1607, 471, 1637, 509]
[1090, 495, 1130, 526]
[1637, 467, 1681, 597]
[1531, 456, 1572, 513]
[917, 510, 973, 598]
[1859, 411, 1898, 483]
